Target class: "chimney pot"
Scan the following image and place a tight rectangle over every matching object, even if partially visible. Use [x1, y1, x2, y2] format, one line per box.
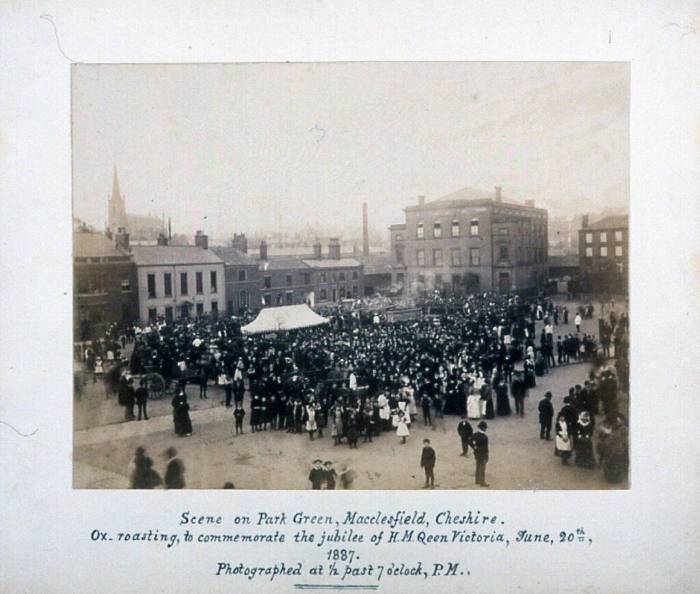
[328, 237, 341, 260]
[195, 230, 209, 249]
[259, 239, 268, 261]
[495, 186, 502, 202]
[582, 214, 589, 229]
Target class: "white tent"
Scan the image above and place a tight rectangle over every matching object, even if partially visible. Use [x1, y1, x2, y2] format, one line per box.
[240, 304, 329, 335]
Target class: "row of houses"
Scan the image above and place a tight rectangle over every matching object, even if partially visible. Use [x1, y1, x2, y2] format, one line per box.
[74, 230, 363, 341]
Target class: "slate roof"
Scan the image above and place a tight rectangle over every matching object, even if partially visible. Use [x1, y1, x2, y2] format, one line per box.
[302, 258, 362, 269]
[73, 231, 129, 259]
[131, 245, 223, 266]
[587, 215, 628, 230]
[211, 246, 258, 266]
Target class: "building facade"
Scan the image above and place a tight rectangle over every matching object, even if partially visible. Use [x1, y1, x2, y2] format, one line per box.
[73, 230, 138, 341]
[390, 187, 548, 295]
[212, 243, 262, 315]
[131, 242, 225, 324]
[578, 214, 628, 294]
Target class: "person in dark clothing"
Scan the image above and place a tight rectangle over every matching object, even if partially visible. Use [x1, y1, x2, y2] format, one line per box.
[135, 380, 149, 421]
[309, 459, 325, 489]
[421, 393, 432, 426]
[163, 447, 185, 489]
[495, 377, 511, 416]
[420, 439, 436, 488]
[324, 461, 337, 490]
[171, 392, 192, 436]
[511, 372, 526, 417]
[457, 416, 473, 456]
[233, 406, 245, 435]
[538, 392, 554, 440]
[470, 421, 489, 487]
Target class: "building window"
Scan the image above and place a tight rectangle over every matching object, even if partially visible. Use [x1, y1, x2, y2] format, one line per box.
[451, 248, 461, 266]
[470, 219, 479, 236]
[395, 245, 405, 264]
[586, 247, 593, 258]
[396, 273, 404, 284]
[196, 302, 204, 316]
[395, 233, 403, 241]
[499, 246, 509, 261]
[163, 273, 172, 297]
[320, 273, 327, 283]
[451, 220, 460, 237]
[147, 274, 156, 298]
[416, 249, 425, 266]
[615, 230, 623, 242]
[211, 301, 218, 314]
[434, 274, 442, 286]
[238, 269, 246, 281]
[264, 275, 272, 288]
[121, 278, 131, 292]
[470, 248, 480, 266]
[352, 271, 358, 280]
[165, 306, 173, 323]
[304, 273, 311, 284]
[196, 272, 203, 294]
[227, 300, 233, 313]
[600, 232, 607, 243]
[210, 271, 217, 293]
[121, 303, 131, 321]
[352, 285, 358, 297]
[283, 291, 292, 304]
[180, 272, 188, 295]
[433, 248, 443, 266]
[148, 308, 157, 323]
[600, 246, 608, 257]
[417, 274, 425, 284]
[499, 227, 509, 236]
[339, 287, 346, 298]
[286, 274, 293, 286]
[337, 272, 345, 281]
[615, 245, 623, 257]
[239, 290, 248, 308]
[416, 222, 424, 239]
[263, 294, 271, 306]
[320, 288, 327, 300]
[276, 294, 283, 305]
[433, 222, 442, 238]
[585, 232, 593, 244]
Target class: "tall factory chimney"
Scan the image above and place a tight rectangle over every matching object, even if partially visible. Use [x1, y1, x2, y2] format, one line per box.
[362, 202, 369, 257]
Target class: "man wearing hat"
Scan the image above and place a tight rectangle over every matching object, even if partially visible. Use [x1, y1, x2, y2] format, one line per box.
[420, 438, 436, 488]
[470, 421, 489, 487]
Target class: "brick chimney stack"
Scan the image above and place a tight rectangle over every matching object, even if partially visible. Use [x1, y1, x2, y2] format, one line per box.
[313, 239, 322, 259]
[362, 202, 369, 257]
[259, 239, 268, 261]
[194, 230, 209, 249]
[328, 238, 341, 260]
[581, 214, 589, 228]
[115, 227, 130, 251]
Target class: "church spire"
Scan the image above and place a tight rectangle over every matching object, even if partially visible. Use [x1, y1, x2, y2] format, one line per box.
[108, 165, 127, 232]
[112, 165, 122, 203]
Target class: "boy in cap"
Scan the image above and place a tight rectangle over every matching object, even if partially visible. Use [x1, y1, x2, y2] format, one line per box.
[323, 461, 337, 490]
[420, 439, 436, 488]
[309, 459, 325, 490]
[538, 392, 554, 440]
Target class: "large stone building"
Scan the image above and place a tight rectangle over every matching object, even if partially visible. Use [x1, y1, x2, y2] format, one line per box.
[130, 233, 225, 324]
[578, 214, 628, 294]
[73, 229, 138, 341]
[390, 186, 548, 295]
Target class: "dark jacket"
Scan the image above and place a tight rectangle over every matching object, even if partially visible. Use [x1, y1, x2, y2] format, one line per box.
[538, 398, 554, 423]
[420, 446, 436, 469]
[470, 431, 489, 461]
[457, 419, 473, 440]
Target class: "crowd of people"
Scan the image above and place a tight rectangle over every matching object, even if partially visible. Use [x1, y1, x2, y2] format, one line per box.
[95, 291, 629, 488]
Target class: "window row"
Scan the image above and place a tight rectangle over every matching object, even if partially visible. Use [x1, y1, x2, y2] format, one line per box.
[416, 219, 479, 239]
[585, 246, 624, 258]
[147, 270, 217, 299]
[416, 248, 481, 266]
[585, 231, 624, 244]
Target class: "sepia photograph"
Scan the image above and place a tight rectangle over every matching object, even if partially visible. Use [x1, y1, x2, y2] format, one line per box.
[72, 61, 630, 490]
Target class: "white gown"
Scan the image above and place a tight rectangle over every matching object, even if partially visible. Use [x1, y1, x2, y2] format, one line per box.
[467, 394, 481, 419]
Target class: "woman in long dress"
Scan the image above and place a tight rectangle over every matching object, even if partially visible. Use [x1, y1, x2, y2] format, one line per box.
[495, 377, 511, 416]
[172, 392, 192, 436]
[305, 403, 317, 440]
[554, 413, 572, 464]
[574, 411, 596, 469]
[480, 384, 495, 419]
[467, 387, 481, 420]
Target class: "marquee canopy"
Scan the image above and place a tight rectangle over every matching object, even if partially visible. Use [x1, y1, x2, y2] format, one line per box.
[240, 304, 329, 335]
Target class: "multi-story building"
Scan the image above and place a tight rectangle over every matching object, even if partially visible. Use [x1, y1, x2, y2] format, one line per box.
[212, 237, 262, 315]
[302, 239, 363, 304]
[73, 229, 138, 341]
[130, 232, 225, 324]
[578, 214, 628, 293]
[390, 186, 548, 295]
[253, 238, 364, 307]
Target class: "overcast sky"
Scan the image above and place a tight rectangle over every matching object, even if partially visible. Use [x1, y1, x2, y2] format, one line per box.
[72, 62, 629, 239]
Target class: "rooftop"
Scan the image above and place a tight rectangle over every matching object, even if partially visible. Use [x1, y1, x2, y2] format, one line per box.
[302, 258, 362, 269]
[404, 186, 545, 213]
[74, 231, 129, 259]
[131, 245, 223, 266]
[211, 246, 258, 266]
[586, 215, 628, 230]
